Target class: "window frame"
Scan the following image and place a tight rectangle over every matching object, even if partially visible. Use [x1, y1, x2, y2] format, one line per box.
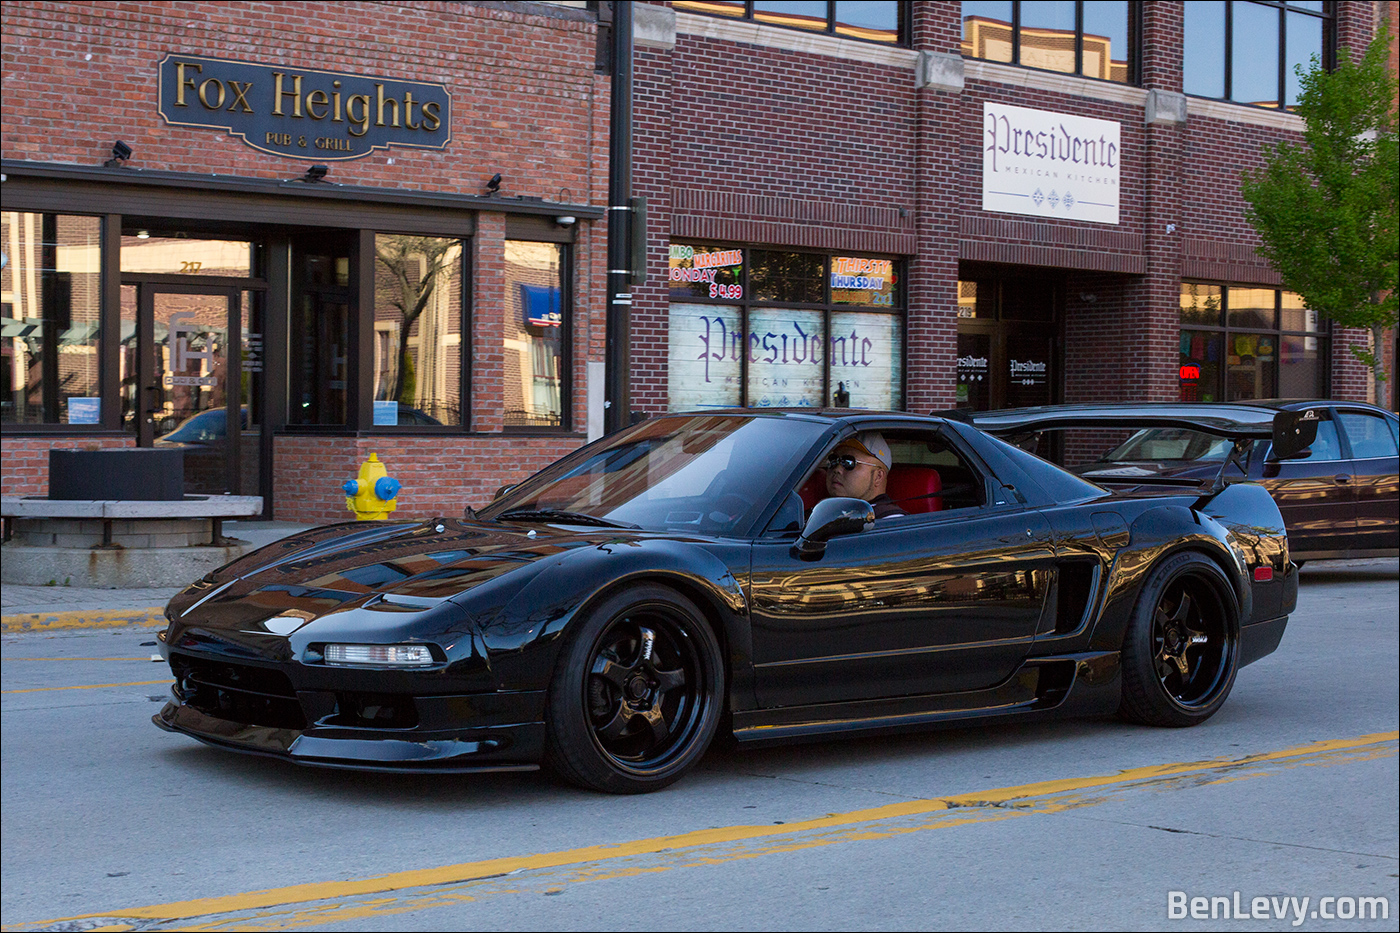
[960, 0, 1142, 86]
[1184, 0, 1336, 110]
[1178, 282, 1332, 404]
[667, 242, 908, 412]
[673, 1, 912, 47]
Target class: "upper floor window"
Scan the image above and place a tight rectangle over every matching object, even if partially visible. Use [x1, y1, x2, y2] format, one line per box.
[961, 1, 1135, 84]
[674, 1, 910, 45]
[1183, 1, 1334, 109]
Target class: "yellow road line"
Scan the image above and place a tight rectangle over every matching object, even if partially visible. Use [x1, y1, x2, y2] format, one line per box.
[1, 608, 165, 633]
[2, 679, 171, 694]
[7, 730, 1395, 932]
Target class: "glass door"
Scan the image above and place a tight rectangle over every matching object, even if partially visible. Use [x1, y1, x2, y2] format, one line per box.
[125, 284, 257, 496]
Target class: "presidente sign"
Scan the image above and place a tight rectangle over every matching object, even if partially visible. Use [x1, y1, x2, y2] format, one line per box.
[982, 102, 1120, 225]
[157, 54, 451, 161]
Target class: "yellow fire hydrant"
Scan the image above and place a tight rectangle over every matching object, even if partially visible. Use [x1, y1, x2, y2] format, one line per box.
[343, 453, 401, 520]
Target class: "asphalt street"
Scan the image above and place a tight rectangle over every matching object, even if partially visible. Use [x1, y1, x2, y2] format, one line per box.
[1, 559, 1396, 931]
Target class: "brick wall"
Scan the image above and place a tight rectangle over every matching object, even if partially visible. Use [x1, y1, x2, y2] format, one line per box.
[271, 433, 580, 525]
[2, 1, 608, 517]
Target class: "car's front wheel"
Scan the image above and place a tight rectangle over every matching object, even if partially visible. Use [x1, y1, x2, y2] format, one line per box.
[545, 585, 724, 793]
[1118, 551, 1240, 727]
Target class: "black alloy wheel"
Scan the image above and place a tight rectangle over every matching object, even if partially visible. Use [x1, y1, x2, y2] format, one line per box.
[1119, 551, 1240, 727]
[546, 585, 724, 793]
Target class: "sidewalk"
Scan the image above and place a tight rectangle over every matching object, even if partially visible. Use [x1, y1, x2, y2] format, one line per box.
[1, 521, 314, 633]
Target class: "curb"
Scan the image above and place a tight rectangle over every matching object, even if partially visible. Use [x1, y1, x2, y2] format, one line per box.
[1, 607, 166, 634]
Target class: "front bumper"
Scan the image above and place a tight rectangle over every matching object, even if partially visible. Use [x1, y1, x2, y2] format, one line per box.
[152, 640, 547, 772]
[153, 700, 545, 772]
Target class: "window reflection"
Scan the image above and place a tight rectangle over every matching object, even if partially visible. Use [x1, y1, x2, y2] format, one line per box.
[677, 0, 904, 44]
[1232, 1, 1280, 107]
[962, 0, 1131, 83]
[1184, 1, 1331, 109]
[372, 235, 463, 426]
[504, 241, 566, 429]
[1, 212, 102, 425]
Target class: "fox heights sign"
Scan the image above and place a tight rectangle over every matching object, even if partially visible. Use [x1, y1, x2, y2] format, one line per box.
[157, 54, 452, 161]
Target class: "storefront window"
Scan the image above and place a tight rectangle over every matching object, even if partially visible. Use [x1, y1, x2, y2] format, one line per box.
[1, 212, 103, 425]
[962, 1, 1134, 84]
[504, 241, 567, 429]
[1179, 283, 1327, 402]
[667, 243, 905, 412]
[372, 235, 464, 427]
[288, 243, 350, 426]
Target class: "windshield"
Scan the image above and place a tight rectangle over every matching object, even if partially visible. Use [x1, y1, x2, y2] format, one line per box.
[1099, 428, 1237, 463]
[479, 414, 827, 534]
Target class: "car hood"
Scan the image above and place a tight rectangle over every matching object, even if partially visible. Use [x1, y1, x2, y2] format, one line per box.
[165, 518, 651, 635]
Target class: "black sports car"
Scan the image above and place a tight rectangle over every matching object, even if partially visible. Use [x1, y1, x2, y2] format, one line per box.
[155, 409, 1300, 793]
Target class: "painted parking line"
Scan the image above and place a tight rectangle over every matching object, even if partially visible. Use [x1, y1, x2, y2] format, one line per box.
[6, 730, 1395, 933]
[0, 608, 165, 634]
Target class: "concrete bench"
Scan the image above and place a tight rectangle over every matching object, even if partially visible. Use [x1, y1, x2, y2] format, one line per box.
[1, 495, 264, 587]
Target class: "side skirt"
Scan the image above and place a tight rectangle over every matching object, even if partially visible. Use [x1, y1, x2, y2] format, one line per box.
[732, 651, 1120, 746]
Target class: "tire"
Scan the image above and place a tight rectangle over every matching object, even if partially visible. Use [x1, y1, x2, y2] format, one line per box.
[545, 585, 725, 793]
[1118, 551, 1240, 727]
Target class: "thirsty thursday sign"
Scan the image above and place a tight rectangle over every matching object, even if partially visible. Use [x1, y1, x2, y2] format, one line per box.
[982, 102, 1121, 225]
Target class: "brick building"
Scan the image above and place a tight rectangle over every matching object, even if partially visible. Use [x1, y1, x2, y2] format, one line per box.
[2, 1, 609, 522]
[1, 1, 1392, 523]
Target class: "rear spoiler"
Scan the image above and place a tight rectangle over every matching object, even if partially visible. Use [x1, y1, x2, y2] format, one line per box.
[942, 404, 1323, 493]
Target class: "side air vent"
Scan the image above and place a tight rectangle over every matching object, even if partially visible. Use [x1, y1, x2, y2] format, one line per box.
[1054, 561, 1100, 635]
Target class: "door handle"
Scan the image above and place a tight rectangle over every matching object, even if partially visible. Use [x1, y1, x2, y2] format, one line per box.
[1333, 474, 1352, 485]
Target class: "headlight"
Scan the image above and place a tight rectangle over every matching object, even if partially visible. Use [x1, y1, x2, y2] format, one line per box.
[322, 644, 435, 666]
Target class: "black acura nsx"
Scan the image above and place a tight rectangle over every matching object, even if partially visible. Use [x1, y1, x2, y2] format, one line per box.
[155, 409, 1300, 793]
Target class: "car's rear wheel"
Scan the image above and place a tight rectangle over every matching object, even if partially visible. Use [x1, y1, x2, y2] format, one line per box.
[545, 585, 724, 793]
[1118, 551, 1239, 727]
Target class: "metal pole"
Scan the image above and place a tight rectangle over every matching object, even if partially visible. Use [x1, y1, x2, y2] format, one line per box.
[604, 0, 633, 435]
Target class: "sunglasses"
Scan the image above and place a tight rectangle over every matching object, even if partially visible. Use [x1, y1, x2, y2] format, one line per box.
[824, 453, 880, 472]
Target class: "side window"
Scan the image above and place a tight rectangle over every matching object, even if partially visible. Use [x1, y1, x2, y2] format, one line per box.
[885, 434, 986, 513]
[1337, 412, 1400, 460]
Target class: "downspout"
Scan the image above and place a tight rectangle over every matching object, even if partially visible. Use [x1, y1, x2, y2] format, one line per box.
[604, 0, 633, 435]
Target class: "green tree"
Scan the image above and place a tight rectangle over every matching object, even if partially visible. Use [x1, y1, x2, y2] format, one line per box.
[1241, 25, 1398, 407]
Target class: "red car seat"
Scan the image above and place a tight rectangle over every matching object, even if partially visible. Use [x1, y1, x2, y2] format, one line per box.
[798, 469, 827, 513]
[886, 465, 943, 513]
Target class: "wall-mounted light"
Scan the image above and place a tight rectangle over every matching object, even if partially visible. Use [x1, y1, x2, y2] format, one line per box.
[485, 173, 502, 195]
[136, 230, 150, 239]
[555, 215, 577, 227]
[104, 140, 133, 168]
[301, 164, 329, 183]
[1079, 292, 1098, 303]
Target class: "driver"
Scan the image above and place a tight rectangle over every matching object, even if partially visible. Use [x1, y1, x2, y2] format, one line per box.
[824, 431, 905, 519]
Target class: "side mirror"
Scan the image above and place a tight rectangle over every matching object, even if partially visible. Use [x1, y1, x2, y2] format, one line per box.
[791, 497, 874, 561]
[1271, 409, 1321, 460]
